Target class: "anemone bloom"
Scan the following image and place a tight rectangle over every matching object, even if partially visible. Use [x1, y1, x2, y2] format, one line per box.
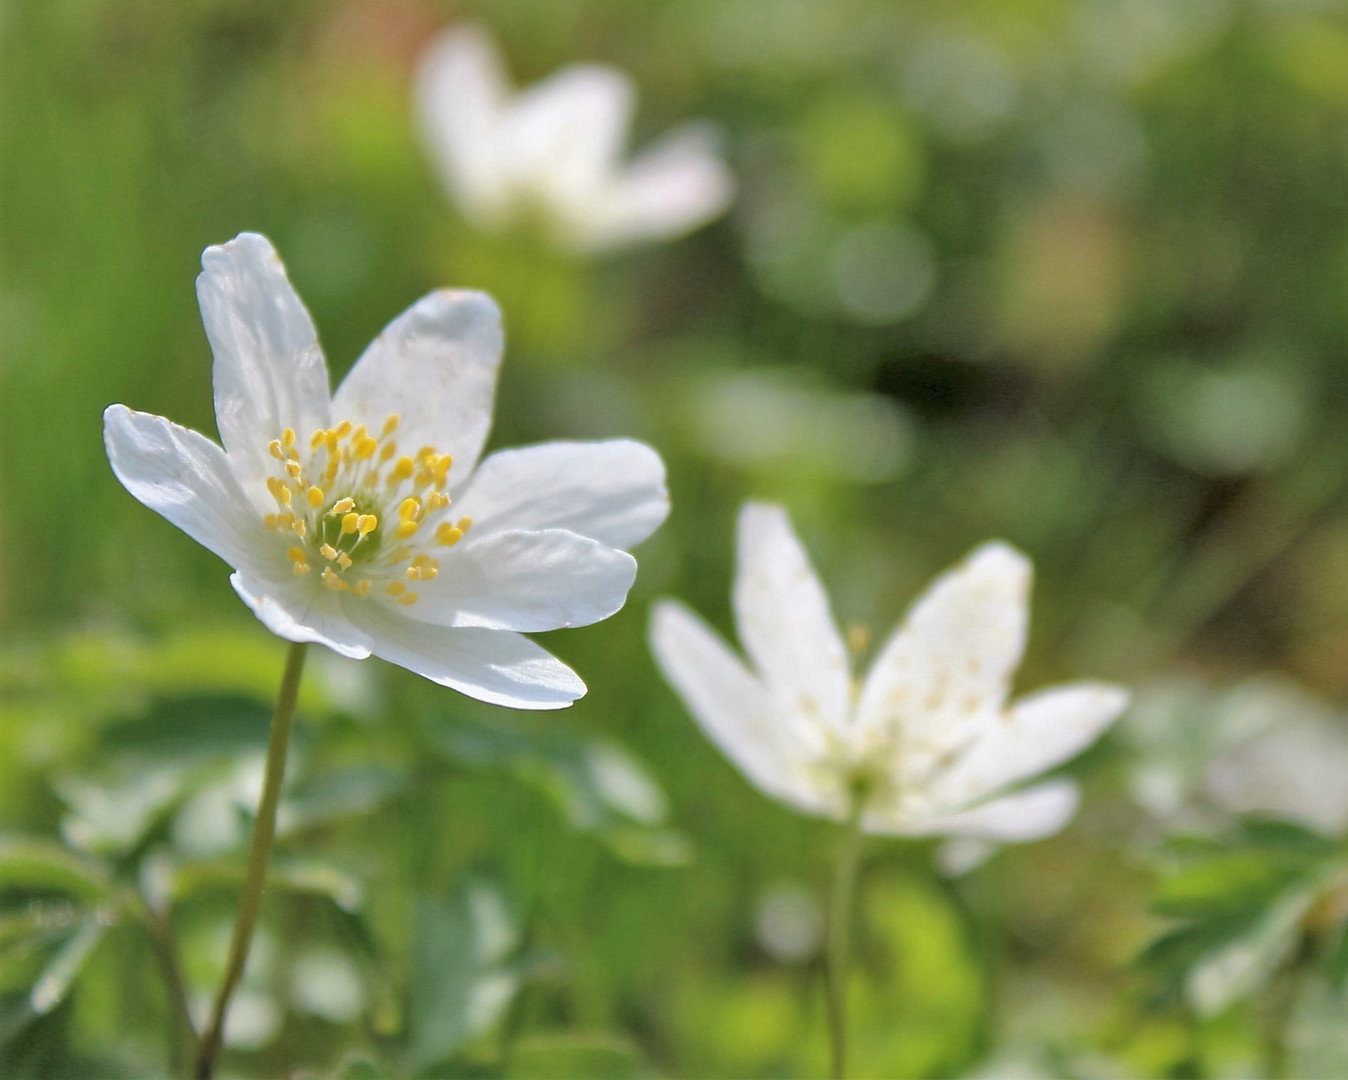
[105, 232, 668, 709]
[651, 503, 1128, 843]
[415, 23, 734, 253]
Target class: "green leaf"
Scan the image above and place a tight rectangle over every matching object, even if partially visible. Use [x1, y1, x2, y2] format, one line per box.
[27, 916, 107, 1016]
[1326, 913, 1348, 993]
[279, 765, 407, 834]
[505, 1034, 649, 1079]
[1151, 852, 1316, 918]
[0, 838, 110, 901]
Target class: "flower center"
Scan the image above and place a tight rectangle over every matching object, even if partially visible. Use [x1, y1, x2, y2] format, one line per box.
[260, 415, 473, 606]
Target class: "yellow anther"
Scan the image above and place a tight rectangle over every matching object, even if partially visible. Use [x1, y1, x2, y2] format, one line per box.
[325, 431, 339, 454]
[386, 581, 406, 596]
[321, 567, 348, 592]
[382, 414, 400, 436]
[268, 439, 285, 460]
[264, 514, 278, 531]
[334, 420, 352, 438]
[387, 545, 411, 563]
[276, 513, 295, 531]
[266, 477, 290, 504]
[287, 546, 306, 563]
[332, 497, 355, 514]
[310, 429, 326, 450]
[282, 428, 296, 448]
[353, 579, 371, 598]
[436, 522, 463, 546]
[307, 486, 324, 507]
[396, 592, 419, 606]
[357, 514, 378, 536]
[395, 521, 419, 539]
[284, 460, 302, 478]
[353, 424, 367, 443]
[457, 517, 473, 533]
[293, 562, 310, 576]
[379, 441, 396, 463]
[425, 491, 450, 511]
[406, 566, 421, 581]
[341, 512, 359, 535]
[391, 456, 414, 482]
[416, 445, 435, 460]
[355, 436, 378, 460]
[320, 543, 339, 561]
[398, 497, 421, 521]
[338, 553, 353, 570]
[292, 519, 306, 538]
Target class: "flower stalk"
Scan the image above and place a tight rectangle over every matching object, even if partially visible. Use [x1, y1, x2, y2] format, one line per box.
[195, 641, 307, 1080]
[826, 784, 866, 1080]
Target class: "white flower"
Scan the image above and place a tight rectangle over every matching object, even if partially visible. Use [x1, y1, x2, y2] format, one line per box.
[415, 23, 735, 254]
[104, 233, 668, 709]
[650, 503, 1128, 842]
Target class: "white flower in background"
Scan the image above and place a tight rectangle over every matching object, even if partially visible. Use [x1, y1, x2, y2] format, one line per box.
[650, 503, 1128, 845]
[105, 233, 668, 709]
[415, 23, 735, 253]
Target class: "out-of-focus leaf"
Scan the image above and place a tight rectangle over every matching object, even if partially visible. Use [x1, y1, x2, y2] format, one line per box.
[407, 876, 558, 1074]
[93, 695, 274, 764]
[505, 1033, 649, 1079]
[27, 916, 108, 1016]
[1151, 852, 1312, 918]
[426, 718, 691, 866]
[0, 838, 110, 901]
[1326, 914, 1348, 993]
[171, 856, 364, 912]
[279, 765, 407, 834]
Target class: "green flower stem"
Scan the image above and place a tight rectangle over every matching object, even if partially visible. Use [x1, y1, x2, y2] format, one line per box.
[194, 641, 308, 1080]
[826, 788, 867, 1080]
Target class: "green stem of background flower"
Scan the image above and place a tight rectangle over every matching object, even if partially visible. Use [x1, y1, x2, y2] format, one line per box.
[194, 640, 307, 1080]
[826, 787, 866, 1080]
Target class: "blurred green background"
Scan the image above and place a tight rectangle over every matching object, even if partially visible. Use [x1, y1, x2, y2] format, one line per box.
[5, 0, 1348, 1076]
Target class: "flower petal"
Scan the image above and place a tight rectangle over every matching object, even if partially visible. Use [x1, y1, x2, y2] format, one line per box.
[583, 123, 735, 252]
[415, 24, 513, 226]
[410, 528, 637, 632]
[230, 572, 373, 660]
[332, 290, 502, 484]
[886, 779, 1080, 842]
[506, 63, 634, 229]
[104, 405, 265, 573]
[352, 601, 585, 709]
[197, 233, 330, 489]
[855, 542, 1031, 785]
[732, 503, 851, 734]
[650, 600, 836, 816]
[453, 439, 668, 549]
[932, 683, 1129, 809]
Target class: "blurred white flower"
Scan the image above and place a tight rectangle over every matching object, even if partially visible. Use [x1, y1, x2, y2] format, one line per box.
[650, 503, 1128, 843]
[105, 232, 668, 709]
[415, 23, 734, 253]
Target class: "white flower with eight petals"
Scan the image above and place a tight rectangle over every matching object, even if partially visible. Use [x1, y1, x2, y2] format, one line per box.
[651, 503, 1128, 843]
[105, 232, 667, 709]
[415, 23, 735, 254]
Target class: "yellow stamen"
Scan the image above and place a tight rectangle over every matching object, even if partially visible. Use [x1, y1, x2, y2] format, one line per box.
[287, 546, 306, 563]
[395, 521, 418, 539]
[406, 566, 421, 581]
[337, 553, 353, 570]
[398, 497, 421, 521]
[396, 592, 419, 606]
[436, 522, 463, 546]
[355, 436, 378, 460]
[457, 517, 472, 533]
[320, 544, 339, 561]
[385, 581, 406, 596]
[293, 562, 310, 576]
[268, 439, 285, 460]
[382, 414, 400, 436]
[341, 513, 359, 534]
[332, 497, 355, 514]
[310, 429, 326, 450]
[264, 514, 278, 531]
[284, 460, 302, 478]
[379, 441, 396, 463]
[353, 579, 371, 598]
[307, 486, 324, 507]
[391, 456, 414, 482]
[334, 420, 351, 438]
[321, 567, 348, 592]
[357, 514, 378, 536]
[292, 519, 306, 538]
[282, 428, 296, 448]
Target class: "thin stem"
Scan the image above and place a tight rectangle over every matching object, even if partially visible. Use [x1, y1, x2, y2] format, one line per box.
[194, 641, 307, 1080]
[142, 900, 196, 1076]
[825, 788, 866, 1080]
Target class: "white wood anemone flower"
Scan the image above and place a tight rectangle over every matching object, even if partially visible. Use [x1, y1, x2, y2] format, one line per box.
[651, 503, 1129, 845]
[104, 232, 669, 710]
[415, 23, 735, 254]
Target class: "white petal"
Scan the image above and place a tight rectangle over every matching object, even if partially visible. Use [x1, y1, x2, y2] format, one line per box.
[104, 405, 265, 573]
[650, 600, 836, 816]
[931, 683, 1129, 808]
[410, 528, 637, 632]
[505, 64, 634, 229]
[197, 233, 330, 489]
[352, 602, 585, 709]
[897, 779, 1081, 842]
[855, 542, 1031, 784]
[732, 503, 851, 734]
[332, 290, 502, 484]
[230, 572, 373, 660]
[582, 123, 735, 252]
[415, 24, 513, 226]
[453, 440, 668, 549]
